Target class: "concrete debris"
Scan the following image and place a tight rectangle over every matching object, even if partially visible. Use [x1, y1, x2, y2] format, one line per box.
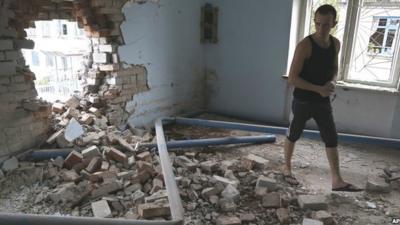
[64, 118, 84, 142]
[216, 216, 241, 225]
[1, 156, 19, 172]
[298, 195, 328, 211]
[91, 200, 112, 218]
[302, 218, 324, 225]
[366, 175, 391, 193]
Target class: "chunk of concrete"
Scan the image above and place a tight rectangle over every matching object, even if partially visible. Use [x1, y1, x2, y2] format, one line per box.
[298, 195, 328, 211]
[366, 175, 391, 193]
[221, 184, 240, 202]
[262, 192, 281, 208]
[313, 210, 334, 225]
[1, 157, 19, 173]
[216, 216, 241, 225]
[64, 118, 84, 142]
[256, 175, 278, 192]
[276, 208, 291, 224]
[91, 200, 112, 218]
[302, 218, 323, 225]
[242, 154, 269, 170]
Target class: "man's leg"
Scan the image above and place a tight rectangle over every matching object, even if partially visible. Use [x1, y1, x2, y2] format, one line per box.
[315, 103, 362, 191]
[325, 147, 347, 189]
[283, 138, 295, 176]
[283, 100, 310, 185]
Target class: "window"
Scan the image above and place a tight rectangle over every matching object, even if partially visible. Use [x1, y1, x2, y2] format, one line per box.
[295, 0, 400, 89]
[31, 51, 40, 66]
[201, 3, 219, 43]
[368, 17, 400, 56]
[62, 24, 68, 35]
[42, 22, 51, 37]
[45, 54, 54, 67]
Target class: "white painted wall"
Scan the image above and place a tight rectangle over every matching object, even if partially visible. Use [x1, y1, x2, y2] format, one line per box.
[203, 0, 400, 139]
[119, 0, 400, 139]
[332, 88, 398, 137]
[204, 0, 293, 124]
[119, 0, 205, 128]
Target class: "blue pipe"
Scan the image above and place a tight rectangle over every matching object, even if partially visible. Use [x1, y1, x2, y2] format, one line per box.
[173, 117, 400, 149]
[24, 148, 74, 161]
[141, 135, 276, 149]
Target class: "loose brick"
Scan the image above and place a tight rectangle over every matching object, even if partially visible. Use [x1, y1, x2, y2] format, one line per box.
[65, 96, 80, 109]
[81, 146, 101, 159]
[61, 170, 80, 182]
[52, 102, 65, 113]
[86, 157, 102, 173]
[138, 201, 170, 219]
[105, 147, 127, 163]
[242, 154, 270, 170]
[64, 150, 83, 169]
[136, 151, 151, 162]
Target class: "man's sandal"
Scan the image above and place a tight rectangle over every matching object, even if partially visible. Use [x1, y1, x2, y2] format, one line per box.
[332, 183, 363, 192]
[283, 174, 300, 186]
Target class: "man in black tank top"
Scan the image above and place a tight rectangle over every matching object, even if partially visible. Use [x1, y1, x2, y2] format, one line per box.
[283, 5, 362, 192]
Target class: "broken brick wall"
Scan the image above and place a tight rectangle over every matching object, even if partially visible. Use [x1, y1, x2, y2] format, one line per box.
[119, 0, 206, 128]
[0, 0, 51, 157]
[0, 0, 152, 156]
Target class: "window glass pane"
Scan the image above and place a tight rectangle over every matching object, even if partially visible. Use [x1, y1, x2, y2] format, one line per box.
[378, 18, 387, 26]
[347, 2, 400, 84]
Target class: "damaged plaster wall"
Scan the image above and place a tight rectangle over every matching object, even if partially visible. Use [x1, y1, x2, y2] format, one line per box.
[204, 0, 292, 125]
[120, 0, 205, 128]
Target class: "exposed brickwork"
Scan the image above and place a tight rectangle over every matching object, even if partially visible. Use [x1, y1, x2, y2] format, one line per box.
[0, 0, 150, 156]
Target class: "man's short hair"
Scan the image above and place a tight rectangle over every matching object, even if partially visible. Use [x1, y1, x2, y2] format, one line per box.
[315, 4, 337, 21]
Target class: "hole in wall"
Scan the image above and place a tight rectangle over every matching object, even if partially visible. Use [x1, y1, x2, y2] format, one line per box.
[22, 20, 91, 102]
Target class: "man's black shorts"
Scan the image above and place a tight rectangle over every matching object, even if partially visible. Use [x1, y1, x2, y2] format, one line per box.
[286, 98, 338, 148]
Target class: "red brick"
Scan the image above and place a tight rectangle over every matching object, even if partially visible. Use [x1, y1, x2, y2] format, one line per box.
[64, 150, 83, 169]
[105, 147, 127, 163]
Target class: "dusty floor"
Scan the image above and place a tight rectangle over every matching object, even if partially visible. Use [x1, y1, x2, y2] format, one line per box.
[0, 114, 399, 224]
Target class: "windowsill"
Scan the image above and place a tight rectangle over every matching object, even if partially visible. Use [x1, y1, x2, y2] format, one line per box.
[281, 75, 399, 94]
[335, 81, 399, 94]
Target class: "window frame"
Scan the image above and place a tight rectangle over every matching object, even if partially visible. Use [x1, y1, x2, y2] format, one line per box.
[291, 0, 400, 90]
